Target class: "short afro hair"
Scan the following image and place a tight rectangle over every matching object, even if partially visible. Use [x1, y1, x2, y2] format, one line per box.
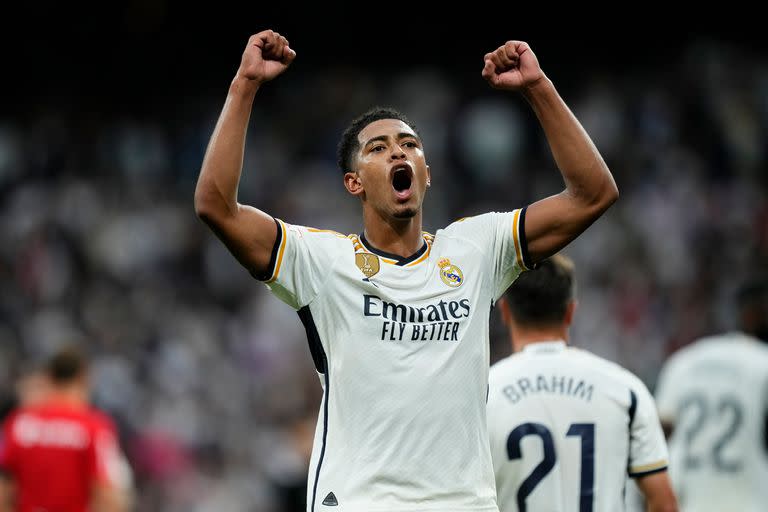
[336, 107, 419, 174]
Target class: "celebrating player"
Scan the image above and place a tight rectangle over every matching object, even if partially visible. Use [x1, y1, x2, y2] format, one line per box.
[194, 30, 618, 511]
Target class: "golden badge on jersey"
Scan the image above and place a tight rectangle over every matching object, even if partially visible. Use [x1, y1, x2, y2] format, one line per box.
[355, 252, 380, 278]
[438, 258, 463, 288]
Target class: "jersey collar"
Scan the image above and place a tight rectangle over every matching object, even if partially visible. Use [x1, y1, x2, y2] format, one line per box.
[522, 340, 567, 354]
[359, 233, 429, 266]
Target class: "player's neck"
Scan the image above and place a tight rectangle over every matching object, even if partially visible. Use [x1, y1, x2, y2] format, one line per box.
[47, 386, 88, 408]
[510, 326, 569, 353]
[362, 209, 424, 258]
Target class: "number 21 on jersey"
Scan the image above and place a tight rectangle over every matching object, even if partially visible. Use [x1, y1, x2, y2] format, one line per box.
[507, 422, 595, 512]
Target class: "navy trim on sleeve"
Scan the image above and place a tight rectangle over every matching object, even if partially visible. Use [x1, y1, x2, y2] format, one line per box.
[519, 206, 534, 270]
[629, 466, 668, 478]
[256, 218, 283, 281]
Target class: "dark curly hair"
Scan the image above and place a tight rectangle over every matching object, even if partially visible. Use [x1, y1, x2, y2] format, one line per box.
[336, 107, 419, 174]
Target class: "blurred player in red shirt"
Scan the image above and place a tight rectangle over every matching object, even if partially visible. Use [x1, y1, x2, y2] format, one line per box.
[0, 347, 132, 512]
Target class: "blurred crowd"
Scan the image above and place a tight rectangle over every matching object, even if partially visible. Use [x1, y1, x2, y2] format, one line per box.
[0, 39, 766, 510]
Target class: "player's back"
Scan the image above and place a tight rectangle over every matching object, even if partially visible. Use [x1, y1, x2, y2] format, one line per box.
[655, 332, 768, 512]
[0, 401, 115, 512]
[487, 341, 668, 512]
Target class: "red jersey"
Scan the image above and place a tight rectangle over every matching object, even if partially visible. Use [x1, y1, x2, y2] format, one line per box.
[0, 401, 122, 512]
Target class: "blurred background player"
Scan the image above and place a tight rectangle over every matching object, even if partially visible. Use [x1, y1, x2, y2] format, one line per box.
[0, 346, 133, 512]
[654, 275, 768, 512]
[487, 254, 678, 512]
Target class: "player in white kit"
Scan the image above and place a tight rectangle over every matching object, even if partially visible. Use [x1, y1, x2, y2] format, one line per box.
[487, 255, 678, 512]
[655, 276, 768, 512]
[194, 30, 619, 511]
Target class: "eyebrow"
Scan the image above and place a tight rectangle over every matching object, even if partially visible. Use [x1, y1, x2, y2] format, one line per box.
[363, 132, 419, 148]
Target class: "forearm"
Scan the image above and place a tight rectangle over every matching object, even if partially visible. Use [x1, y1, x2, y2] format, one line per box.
[92, 483, 131, 512]
[645, 498, 678, 512]
[0, 477, 14, 512]
[636, 472, 678, 512]
[523, 78, 617, 206]
[194, 77, 260, 218]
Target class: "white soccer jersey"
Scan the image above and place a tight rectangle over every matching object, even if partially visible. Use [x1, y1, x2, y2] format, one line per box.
[262, 209, 532, 512]
[487, 341, 669, 512]
[655, 332, 768, 512]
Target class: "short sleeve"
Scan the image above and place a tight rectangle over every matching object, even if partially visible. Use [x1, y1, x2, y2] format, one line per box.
[90, 418, 132, 490]
[260, 219, 346, 310]
[446, 208, 532, 302]
[628, 382, 669, 477]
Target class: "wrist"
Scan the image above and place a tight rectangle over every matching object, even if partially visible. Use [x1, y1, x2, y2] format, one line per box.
[229, 75, 261, 98]
[521, 74, 554, 101]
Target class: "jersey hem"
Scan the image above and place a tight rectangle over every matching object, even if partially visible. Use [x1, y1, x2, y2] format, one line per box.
[333, 505, 499, 512]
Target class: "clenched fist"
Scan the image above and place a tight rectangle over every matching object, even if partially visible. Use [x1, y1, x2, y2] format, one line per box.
[481, 41, 544, 92]
[237, 30, 296, 85]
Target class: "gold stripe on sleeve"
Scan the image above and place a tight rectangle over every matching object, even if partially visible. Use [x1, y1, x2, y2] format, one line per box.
[512, 209, 526, 271]
[629, 460, 668, 474]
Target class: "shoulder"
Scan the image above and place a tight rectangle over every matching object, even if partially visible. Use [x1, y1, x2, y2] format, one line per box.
[1, 408, 21, 429]
[489, 353, 525, 381]
[86, 408, 117, 433]
[279, 222, 357, 255]
[435, 212, 503, 250]
[661, 334, 732, 372]
[569, 347, 646, 389]
[440, 212, 504, 235]
[283, 222, 353, 243]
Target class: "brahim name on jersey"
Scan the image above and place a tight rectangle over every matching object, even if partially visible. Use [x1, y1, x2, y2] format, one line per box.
[502, 373, 594, 404]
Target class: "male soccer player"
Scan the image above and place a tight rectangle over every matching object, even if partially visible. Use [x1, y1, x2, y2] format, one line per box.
[487, 254, 677, 512]
[654, 276, 768, 512]
[0, 347, 132, 512]
[194, 30, 618, 511]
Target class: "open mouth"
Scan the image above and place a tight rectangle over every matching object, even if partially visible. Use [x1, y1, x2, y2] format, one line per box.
[392, 167, 413, 193]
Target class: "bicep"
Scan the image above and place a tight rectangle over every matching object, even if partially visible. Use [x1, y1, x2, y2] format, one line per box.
[200, 203, 278, 278]
[524, 190, 607, 263]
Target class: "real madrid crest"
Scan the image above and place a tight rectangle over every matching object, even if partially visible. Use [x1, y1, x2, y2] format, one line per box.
[438, 258, 463, 288]
[355, 252, 380, 278]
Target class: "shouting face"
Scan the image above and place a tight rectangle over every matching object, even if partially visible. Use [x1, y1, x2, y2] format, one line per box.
[345, 119, 431, 220]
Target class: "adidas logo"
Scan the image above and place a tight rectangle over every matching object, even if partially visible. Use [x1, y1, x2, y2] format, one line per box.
[322, 492, 338, 506]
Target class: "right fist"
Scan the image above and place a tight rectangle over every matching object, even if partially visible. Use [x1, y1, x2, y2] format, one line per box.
[237, 30, 296, 84]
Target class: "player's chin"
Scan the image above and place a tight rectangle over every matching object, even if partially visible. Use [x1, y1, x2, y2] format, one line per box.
[392, 206, 418, 219]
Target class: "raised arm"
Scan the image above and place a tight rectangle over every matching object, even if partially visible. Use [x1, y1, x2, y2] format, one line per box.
[194, 30, 296, 277]
[482, 41, 618, 264]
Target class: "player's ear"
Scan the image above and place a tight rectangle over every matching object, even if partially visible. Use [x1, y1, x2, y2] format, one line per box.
[426, 165, 431, 187]
[564, 300, 577, 328]
[497, 296, 511, 327]
[344, 171, 364, 196]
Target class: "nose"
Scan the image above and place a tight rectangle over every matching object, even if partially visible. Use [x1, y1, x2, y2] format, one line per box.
[389, 145, 406, 160]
